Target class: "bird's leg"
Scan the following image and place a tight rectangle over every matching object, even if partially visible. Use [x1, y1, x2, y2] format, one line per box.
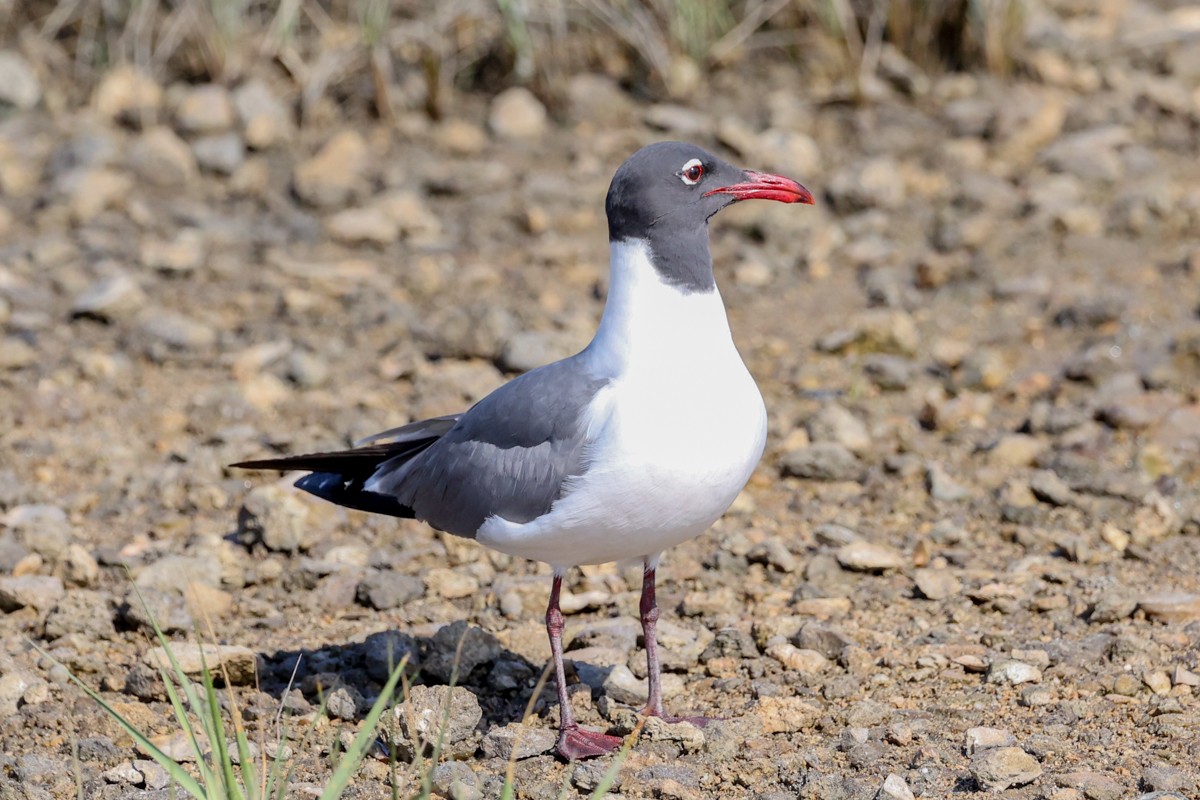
[639, 560, 711, 727]
[547, 571, 622, 760]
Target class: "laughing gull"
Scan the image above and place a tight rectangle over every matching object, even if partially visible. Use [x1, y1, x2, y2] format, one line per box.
[234, 141, 814, 760]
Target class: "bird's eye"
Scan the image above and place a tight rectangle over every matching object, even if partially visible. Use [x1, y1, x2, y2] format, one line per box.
[679, 158, 705, 186]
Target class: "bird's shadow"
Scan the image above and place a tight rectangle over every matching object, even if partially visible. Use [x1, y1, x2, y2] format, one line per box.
[252, 622, 613, 736]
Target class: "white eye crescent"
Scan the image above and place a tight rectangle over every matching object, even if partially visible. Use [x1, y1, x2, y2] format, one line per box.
[679, 158, 705, 186]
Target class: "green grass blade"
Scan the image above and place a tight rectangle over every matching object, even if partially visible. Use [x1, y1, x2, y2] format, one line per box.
[318, 655, 409, 800]
[201, 659, 244, 800]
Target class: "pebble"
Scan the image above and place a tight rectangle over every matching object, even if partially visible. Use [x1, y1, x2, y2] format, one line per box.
[128, 126, 198, 187]
[818, 309, 920, 356]
[602, 663, 683, 706]
[136, 309, 217, 351]
[69, 167, 132, 221]
[970, 746, 1042, 791]
[1054, 771, 1125, 800]
[0, 51, 41, 109]
[232, 79, 293, 148]
[1030, 469, 1074, 506]
[765, 643, 830, 674]
[836, 541, 905, 573]
[176, 84, 236, 133]
[190, 132, 245, 175]
[293, 130, 369, 207]
[141, 229, 207, 274]
[361, 630, 420, 683]
[827, 157, 906, 212]
[807, 403, 871, 454]
[424, 567, 479, 599]
[781, 443, 863, 482]
[389, 685, 482, 757]
[238, 485, 331, 553]
[72, 273, 146, 321]
[142, 643, 258, 684]
[480, 722, 558, 760]
[326, 206, 399, 246]
[0, 671, 31, 716]
[431, 761, 482, 800]
[488, 87, 548, 140]
[965, 726, 1017, 754]
[988, 434, 1046, 467]
[0, 575, 65, 612]
[1138, 593, 1200, 622]
[753, 696, 821, 734]
[879, 773, 916, 800]
[93, 65, 162, 121]
[424, 621, 500, 682]
[121, 586, 192, 634]
[43, 589, 115, 639]
[912, 568, 961, 600]
[926, 463, 971, 501]
[987, 659, 1042, 685]
[4, 505, 70, 559]
[356, 570, 424, 610]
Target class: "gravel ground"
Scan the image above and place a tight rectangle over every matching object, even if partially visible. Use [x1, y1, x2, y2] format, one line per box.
[2, 2, 1200, 798]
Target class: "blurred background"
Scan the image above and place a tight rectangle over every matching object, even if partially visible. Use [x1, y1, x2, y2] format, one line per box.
[2, 1, 1200, 797]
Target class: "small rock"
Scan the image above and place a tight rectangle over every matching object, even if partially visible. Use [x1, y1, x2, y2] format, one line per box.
[926, 463, 971, 501]
[0, 671, 31, 716]
[326, 206, 399, 246]
[603, 663, 683, 706]
[0, 575, 65, 612]
[781, 443, 863, 482]
[357, 570, 424, 610]
[913, 568, 961, 600]
[757, 127, 821, 179]
[44, 589, 115, 639]
[965, 726, 1017, 754]
[837, 541, 905, 573]
[642, 715, 705, 750]
[753, 696, 821, 734]
[0, 51, 41, 109]
[70, 167, 132, 221]
[121, 586, 192, 634]
[191, 132, 245, 175]
[424, 567, 478, 600]
[970, 746, 1042, 791]
[431, 761, 481, 800]
[1139, 593, 1200, 623]
[128, 126, 198, 187]
[424, 621, 500, 682]
[488, 88, 548, 140]
[72, 274, 146, 321]
[879, 773, 916, 800]
[1054, 771, 1125, 800]
[238, 485, 326, 553]
[93, 66, 162, 121]
[389, 685, 482, 756]
[827, 157, 905, 213]
[817, 309, 920, 356]
[232, 79, 293, 149]
[142, 643, 258, 685]
[480, 722, 557, 760]
[293, 130, 370, 208]
[987, 660, 1042, 685]
[176, 84, 235, 133]
[807, 404, 871, 454]
[988, 434, 1046, 467]
[136, 309, 217, 351]
[141, 229, 207, 274]
[361, 630, 420, 683]
[766, 643, 830, 674]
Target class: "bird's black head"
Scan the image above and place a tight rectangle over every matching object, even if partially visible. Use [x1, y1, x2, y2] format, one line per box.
[604, 141, 814, 293]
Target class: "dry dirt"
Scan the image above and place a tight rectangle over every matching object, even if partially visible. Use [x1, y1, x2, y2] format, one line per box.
[2, 3, 1200, 799]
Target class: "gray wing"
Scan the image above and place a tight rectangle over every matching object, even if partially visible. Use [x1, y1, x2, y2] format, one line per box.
[368, 357, 608, 538]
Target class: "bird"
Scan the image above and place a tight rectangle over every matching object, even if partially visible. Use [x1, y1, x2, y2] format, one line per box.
[233, 141, 814, 760]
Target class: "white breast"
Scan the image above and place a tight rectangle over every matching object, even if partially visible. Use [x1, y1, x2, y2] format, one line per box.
[477, 240, 767, 568]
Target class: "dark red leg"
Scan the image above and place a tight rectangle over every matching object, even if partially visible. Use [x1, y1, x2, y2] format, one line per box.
[639, 562, 711, 727]
[547, 572, 622, 760]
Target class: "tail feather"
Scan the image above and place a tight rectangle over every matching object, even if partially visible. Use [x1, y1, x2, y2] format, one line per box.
[232, 415, 462, 520]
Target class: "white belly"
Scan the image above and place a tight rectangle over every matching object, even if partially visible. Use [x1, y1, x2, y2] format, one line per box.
[476, 237, 769, 568]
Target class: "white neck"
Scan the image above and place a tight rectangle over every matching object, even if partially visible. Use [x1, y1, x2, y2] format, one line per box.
[583, 239, 735, 376]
